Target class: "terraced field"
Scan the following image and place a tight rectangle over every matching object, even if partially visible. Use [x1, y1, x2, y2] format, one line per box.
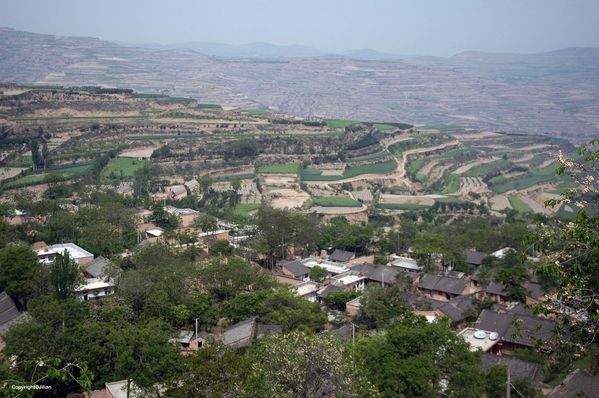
[301, 160, 397, 181]
[102, 157, 148, 179]
[257, 163, 300, 174]
[311, 196, 362, 207]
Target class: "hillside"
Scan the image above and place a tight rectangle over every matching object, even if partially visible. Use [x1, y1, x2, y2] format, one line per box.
[0, 85, 578, 221]
[0, 28, 598, 142]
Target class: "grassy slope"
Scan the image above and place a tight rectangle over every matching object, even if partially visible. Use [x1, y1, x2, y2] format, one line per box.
[311, 196, 362, 207]
[257, 163, 300, 174]
[101, 157, 148, 179]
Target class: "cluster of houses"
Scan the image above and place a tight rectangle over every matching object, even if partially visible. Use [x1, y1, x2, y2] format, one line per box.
[266, 246, 599, 396]
[149, 179, 199, 201]
[2, 204, 597, 396]
[32, 241, 117, 301]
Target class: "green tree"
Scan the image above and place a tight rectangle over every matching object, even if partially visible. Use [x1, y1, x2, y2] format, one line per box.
[151, 203, 180, 230]
[197, 213, 217, 233]
[50, 252, 82, 300]
[357, 318, 483, 398]
[30, 138, 42, 170]
[323, 290, 361, 311]
[165, 346, 249, 397]
[0, 244, 40, 307]
[254, 208, 320, 268]
[247, 331, 379, 398]
[532, 139, 599, 365]
[309, 265, 328, 282]
[358, 285, 409, 329]
[199, 257, 276, 302]
[209, 239, 234, 257]
[199, 173, 212, 201]
[42, 141, 49, 169]
[224, 289, 326, 332]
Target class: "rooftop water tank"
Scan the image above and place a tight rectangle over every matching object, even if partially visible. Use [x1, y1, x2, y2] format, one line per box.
[473, 330, 487, 339]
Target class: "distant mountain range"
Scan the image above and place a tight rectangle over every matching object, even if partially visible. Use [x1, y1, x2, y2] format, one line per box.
[125, 40, 412, 60]
[1, 27, 598, 142]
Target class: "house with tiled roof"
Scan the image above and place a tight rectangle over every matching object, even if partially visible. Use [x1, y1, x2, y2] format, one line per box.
[474, 309, 555, 354]
[417, 273, 472, 301]
[547, 369, 599, 398]
[464, 249, 487, 268]
[281, 260, 310, 281]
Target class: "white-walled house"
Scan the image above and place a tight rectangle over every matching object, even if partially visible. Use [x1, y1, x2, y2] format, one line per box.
[76, 278, 115, 301]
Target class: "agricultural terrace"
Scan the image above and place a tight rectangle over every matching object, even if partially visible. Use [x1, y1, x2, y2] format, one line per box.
[101, 157, 148, 179]
[301, 160, 397, 181]
[325, 119, 359, 129]
[311, 196, 362, 207]
[490, 164, 562, 193]
[257, 163, 300, 174]
[508, 195, 533, 213]
[2, 163, 92, 189]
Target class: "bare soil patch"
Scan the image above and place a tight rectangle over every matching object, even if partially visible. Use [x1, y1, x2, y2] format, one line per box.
[379, 194, 435, 206]
[490, 195, 511, 211]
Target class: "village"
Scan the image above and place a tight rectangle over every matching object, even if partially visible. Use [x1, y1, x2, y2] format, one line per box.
[2, 178, 597, 398]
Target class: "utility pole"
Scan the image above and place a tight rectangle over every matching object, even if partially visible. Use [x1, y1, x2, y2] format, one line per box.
[195, 318, 199, 351]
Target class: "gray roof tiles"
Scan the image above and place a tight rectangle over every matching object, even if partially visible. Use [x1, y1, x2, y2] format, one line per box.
[475, 309, 555, 348]
[85, 256, 112, 278]
[547, 369, 599, 398]
[282, 260, 310, 278]
[480, 353, 544, 383]
[418, 274, 469, 296]
[329, 249, 355, 263]
[223, 317, 256, 347]
[0, 292, 22, 334]
[464, 250, 487, 266]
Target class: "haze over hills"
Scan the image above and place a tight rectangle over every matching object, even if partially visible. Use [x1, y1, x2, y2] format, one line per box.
[132, 41, 329, 59]
[1, 27, 598, 142]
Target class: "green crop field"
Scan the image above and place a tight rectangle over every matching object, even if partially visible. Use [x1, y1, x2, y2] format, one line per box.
[7, 155, 33, 167]
[2, 163, 92, 189]
[440, 173, 460, 194]
[311, 196, 362, 207]
[325, 119, 359, 129]
[491, 164, 560, 193]
[242, 109, 270, 116]
[257, 163, 300, 174]
[232, 203, 261, 217]
[102, 157, 148, 179]
[508, 196, 533, 213]
[346, 151, 390, 164]
[463, 160, 512, 177]
[407, 158, 427, 175]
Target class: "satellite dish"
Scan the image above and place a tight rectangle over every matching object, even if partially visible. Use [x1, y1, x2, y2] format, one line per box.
[473, 330, 487, 339]
[489, 332, 499, 341]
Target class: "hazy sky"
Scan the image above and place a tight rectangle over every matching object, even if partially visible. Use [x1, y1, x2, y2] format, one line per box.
[1, 0, 599, 56]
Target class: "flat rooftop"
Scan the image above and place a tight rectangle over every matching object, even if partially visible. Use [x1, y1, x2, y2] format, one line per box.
[458, 327, 499, 352]
[49, 243, 93, 259]
[336, 275, 366, 285]
[302, 258, 349, 274]
[294, 282, 320, 296]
